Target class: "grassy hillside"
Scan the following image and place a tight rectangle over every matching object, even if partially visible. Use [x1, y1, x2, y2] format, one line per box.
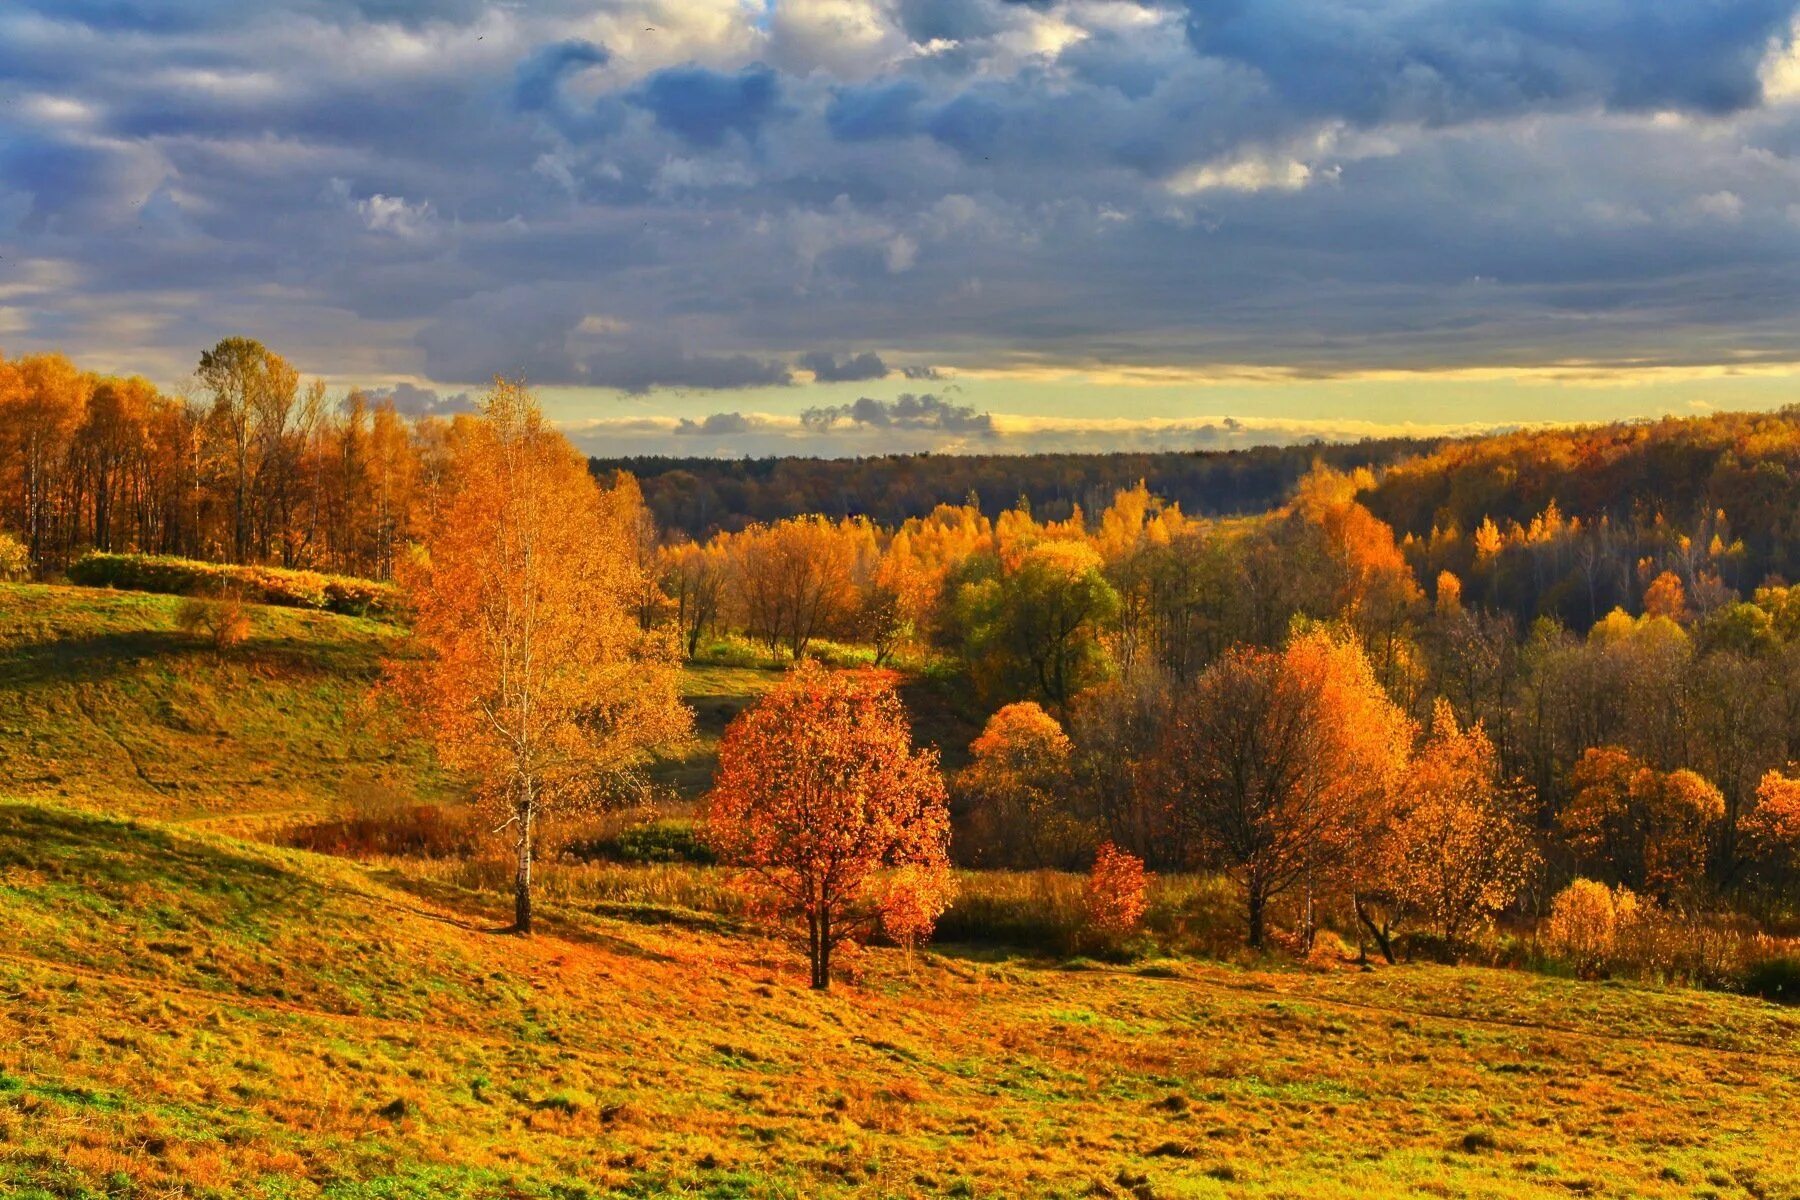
[0, 584, 449, 831]
[4, 583, 1800, 1199]
[7, 801, 1800, 1199]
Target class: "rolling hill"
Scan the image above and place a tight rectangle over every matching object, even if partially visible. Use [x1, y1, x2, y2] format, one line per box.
[3, 583, 1799, 1199]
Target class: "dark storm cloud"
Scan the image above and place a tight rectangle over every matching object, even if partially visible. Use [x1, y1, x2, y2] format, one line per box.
[798, 350, 889, 382]
[514, 39, 614, 135]
[587, 344, 794, 394]
[415, 290, 794, 391]
[2, 0, 1799, 403]
[801, 393, 995, 435]
[361, 382, 477, 416]
[674, 411, 754, 436]
[1183, 0, 1796, 123]
[627, 64, 784, 147]
[416, 288, 585, 385]
[826, 80, 926, 141]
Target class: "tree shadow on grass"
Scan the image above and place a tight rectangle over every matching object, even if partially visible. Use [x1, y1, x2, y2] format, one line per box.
[368, 866, 686, 964]
[0, 629, 384, 690]
[0, 802, 319, 918]
[0, 631, 207, 689]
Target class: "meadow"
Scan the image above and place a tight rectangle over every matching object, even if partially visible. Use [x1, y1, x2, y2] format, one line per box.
[4, 582, 1800, 1199]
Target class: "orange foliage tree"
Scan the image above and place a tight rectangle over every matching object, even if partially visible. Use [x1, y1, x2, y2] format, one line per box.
[726, 515, 873, 658]
[1746, 770, 1800, 852]
[878, 862, 959, 959]
[388, 381, 689, 933]
[1156, 628, 1412, 948]
[954, 701, 1091, 868]
[1366, 700, 1537, 958]
[1743, 770, 1800, 896]
[1085, 842, 1150, 938]
[705, 662, 951, 988]
[1643, 570, 1687, 621]
[1544, 878, 1641, 978]
[1559, 747, 1723, 903]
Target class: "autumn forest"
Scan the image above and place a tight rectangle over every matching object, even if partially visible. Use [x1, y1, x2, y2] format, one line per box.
[5, 340, 1800, 1197]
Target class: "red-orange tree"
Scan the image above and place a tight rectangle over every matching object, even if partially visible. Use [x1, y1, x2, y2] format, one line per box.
[1155, 629, 1411, 948]
[389, 381, 689, 933]
[1559, 747, 1723, 903]
[705, 661, 951, 988]
[1085, 842, 1150, 938]
[954, 701, 1090, 868]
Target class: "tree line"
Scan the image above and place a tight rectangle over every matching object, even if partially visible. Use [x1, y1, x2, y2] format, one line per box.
[594, 440, 1433, 539]
[647, 462, 1800, 950]
[391, 383, 1800, 986]
[0, 340, 441, 579]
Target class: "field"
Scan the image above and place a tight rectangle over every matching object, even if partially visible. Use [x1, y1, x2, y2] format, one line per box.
[4, 583, 1800, 1199]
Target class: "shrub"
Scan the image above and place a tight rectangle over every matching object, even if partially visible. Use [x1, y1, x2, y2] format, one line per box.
[175, 591, 252, 650]
[934, 869, 1240, 958]
[1739, 955, 1800, 1005]
[1544, 878, 1641, 978]
[69, 552, 399, 617]
[1085, 842, 1149, 937]
[0, 531, 28, 581]
[282, 804, 485, 860]
[934, 870, 1087, 952]
[324, 576, 393, 616]
[562, 819, 718, 865]
[1396, 930, 1460, 965]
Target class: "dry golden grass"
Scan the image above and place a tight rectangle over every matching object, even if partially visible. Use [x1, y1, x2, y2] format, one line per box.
[5, 802, 1800, 1199]
[5, 582, 1800, 1198]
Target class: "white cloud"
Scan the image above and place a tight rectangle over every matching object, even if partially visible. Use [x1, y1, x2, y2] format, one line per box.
[767, 0, 907, 80]
[1167, 154, 1315, 195]
[353, 191, 438, 240]
[885, 234, 918, 273]
[1760, 17, 1800, 102]
[1691, 190, 1745, 222]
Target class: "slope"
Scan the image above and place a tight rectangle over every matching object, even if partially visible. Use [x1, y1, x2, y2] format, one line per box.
[2, 583, 1799, 1199]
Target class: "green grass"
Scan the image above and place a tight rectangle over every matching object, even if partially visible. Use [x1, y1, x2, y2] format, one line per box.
[648, 653, 981, 801]
[5, 581, 1800, 1198]
[0, 583, 449, 830]
[6, 802, 1800, 1198]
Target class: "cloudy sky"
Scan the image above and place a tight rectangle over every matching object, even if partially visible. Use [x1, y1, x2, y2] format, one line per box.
[4, 0, 1800, 456]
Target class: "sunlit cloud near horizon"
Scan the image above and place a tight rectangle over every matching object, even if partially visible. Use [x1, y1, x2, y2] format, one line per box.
[5, 0, 1800, 456]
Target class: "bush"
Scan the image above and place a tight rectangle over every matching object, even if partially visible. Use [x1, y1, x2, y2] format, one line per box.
[282, 804, 484, 860]
[0, 531, 28, 581]
[1085, 842, 1149, 937]
[691, 634, 769, 668]
[1395, 930, 1460, 965]
[1739, 955, 1800, 1005]
[935, 870, 1088, 952]
[69, 552, 399, 617]
[933, 869, 1240, 958]
[562, 818, 717, 865]
[175, 591, 252, 650]
[1544, 878, 1641, 978]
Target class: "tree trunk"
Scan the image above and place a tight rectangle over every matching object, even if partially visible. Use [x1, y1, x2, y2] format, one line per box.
[810, 911, 832, 989]
[514, 800, 534, 935]
[1354, 895, 1396, 964]
[1247, 886, 1266, 950]
[1302, 868, 1316, 953]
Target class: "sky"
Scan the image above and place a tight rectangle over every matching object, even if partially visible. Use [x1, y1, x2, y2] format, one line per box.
[3, 0, 1800, 457]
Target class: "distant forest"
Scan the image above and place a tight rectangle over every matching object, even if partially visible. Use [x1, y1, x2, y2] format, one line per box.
[591, 439, 1438, 538]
